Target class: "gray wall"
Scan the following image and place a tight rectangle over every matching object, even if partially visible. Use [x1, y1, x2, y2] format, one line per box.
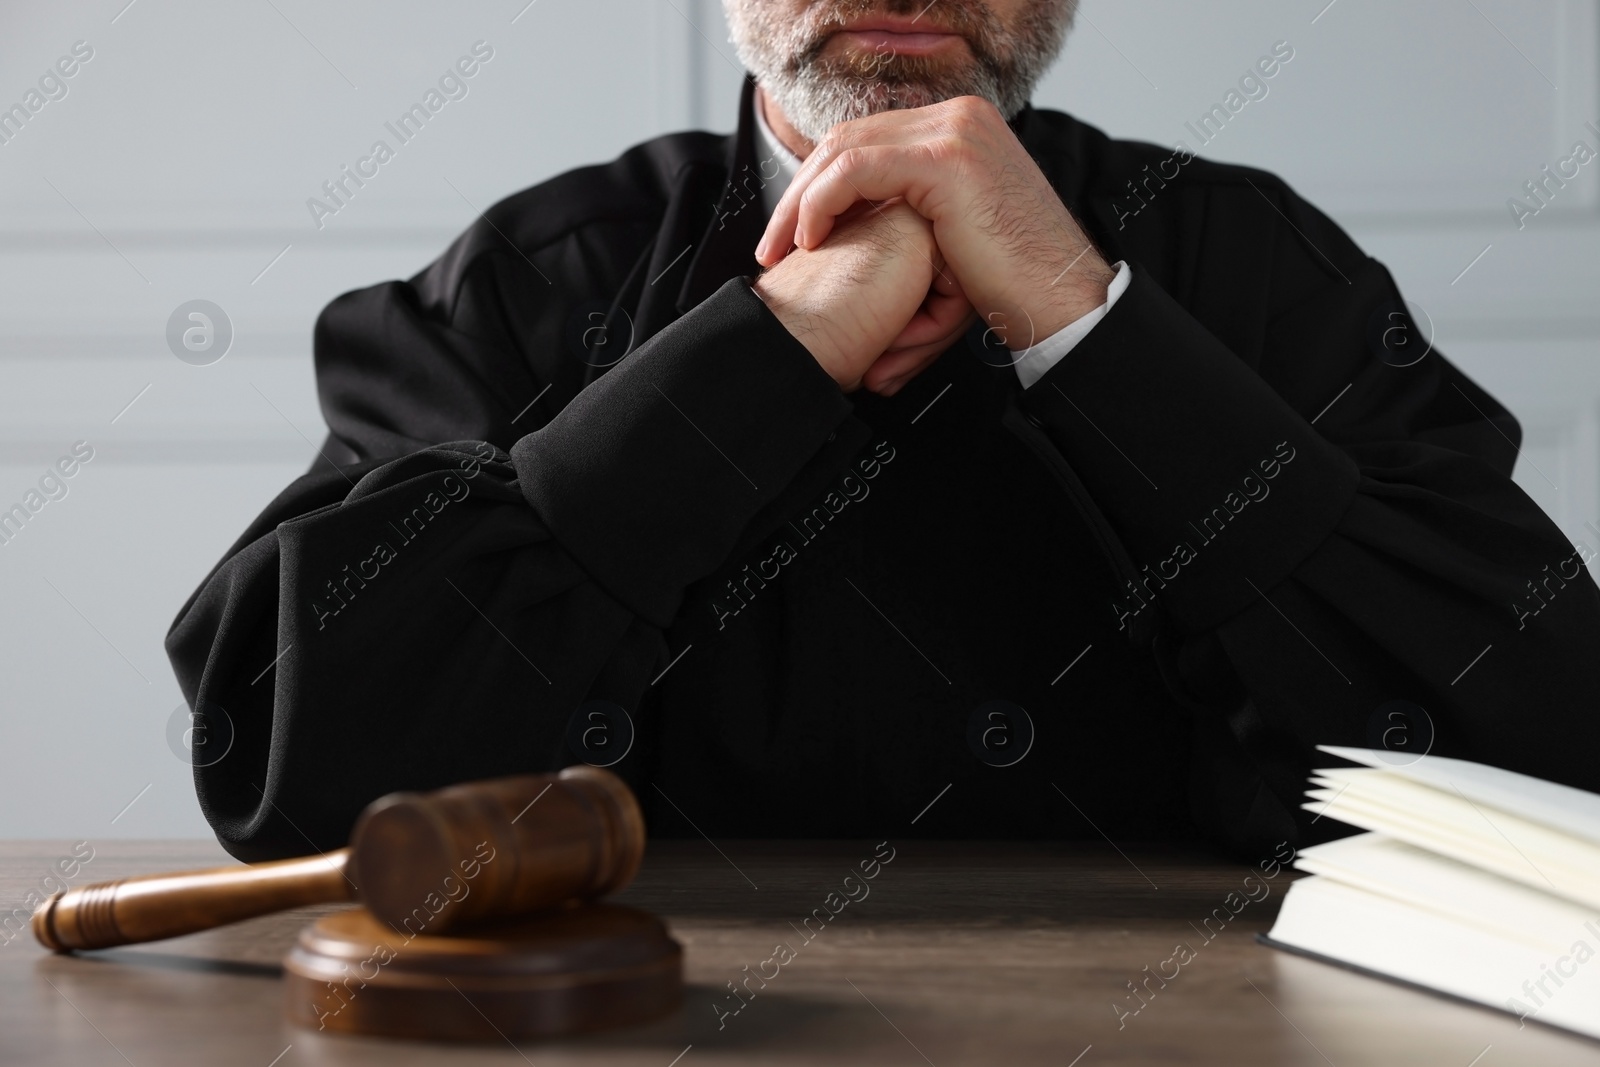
[1, 0, 1595, 838]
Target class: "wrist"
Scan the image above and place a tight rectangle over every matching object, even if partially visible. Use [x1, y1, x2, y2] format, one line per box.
[1020, 257, 1117, 349]
[752, 274, 853, 389]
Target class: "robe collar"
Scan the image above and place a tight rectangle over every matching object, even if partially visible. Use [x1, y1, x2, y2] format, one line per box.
[674, 76, 773, 315]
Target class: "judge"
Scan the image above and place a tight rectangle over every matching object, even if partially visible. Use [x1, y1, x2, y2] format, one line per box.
[168, 0, 1600, 862]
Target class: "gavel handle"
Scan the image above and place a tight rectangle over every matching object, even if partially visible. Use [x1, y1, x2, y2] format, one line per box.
[33, 848, 355, 952]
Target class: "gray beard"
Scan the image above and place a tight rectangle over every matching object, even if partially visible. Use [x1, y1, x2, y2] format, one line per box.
[725, 0, 1078, 145]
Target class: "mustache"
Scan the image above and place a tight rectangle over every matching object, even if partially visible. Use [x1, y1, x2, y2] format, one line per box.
[809, 0, 995, 34]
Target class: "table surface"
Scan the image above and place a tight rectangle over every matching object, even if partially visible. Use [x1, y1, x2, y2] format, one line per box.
[3, 839, 1598, 1066]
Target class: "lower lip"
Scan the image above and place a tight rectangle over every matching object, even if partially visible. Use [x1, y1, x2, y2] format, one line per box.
[833, 29, 965, 55]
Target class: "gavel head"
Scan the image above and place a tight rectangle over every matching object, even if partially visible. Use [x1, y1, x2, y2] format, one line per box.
[347, 765, 645, 935]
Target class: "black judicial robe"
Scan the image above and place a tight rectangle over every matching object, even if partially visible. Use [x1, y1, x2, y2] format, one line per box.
[167, 77, 1600, 862]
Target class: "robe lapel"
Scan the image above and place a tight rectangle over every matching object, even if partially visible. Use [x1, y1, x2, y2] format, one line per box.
[675, 75, 771, 317]
[622, 76, 769, 353]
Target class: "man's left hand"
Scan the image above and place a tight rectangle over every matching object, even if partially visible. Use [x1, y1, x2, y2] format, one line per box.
[755, 96, 1116, 355]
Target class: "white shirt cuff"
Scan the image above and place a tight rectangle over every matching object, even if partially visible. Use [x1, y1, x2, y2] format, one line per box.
[1013, 260, 1132, 390]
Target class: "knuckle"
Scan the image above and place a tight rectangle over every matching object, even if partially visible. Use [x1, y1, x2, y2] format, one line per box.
[822, 123, 861, 152]
[944, 95, 976, 122]
[797, 181, 827, 215]
[834, 145, 868, 171]
[929, 136, 969, 166]
[962, 94, 1000, 120]
[950, 95, 998, 134]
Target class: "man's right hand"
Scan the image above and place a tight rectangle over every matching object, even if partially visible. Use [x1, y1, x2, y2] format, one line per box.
[753, 198, 974, 396]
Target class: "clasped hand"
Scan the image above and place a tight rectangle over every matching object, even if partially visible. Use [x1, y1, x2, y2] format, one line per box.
[752, 96, 1115, 396]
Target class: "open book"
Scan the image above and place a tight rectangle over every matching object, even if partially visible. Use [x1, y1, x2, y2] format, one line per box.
[1261, 746, 1600, 1040]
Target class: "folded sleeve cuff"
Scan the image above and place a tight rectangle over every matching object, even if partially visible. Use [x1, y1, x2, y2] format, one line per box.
[512, 277, 852, 626]
[1018, 262, 1361, 632]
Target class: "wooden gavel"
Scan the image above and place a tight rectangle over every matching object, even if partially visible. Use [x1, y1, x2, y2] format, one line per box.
[33, 765, 644, 952]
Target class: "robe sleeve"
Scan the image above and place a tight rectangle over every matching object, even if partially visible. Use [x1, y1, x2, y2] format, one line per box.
[1017, 174, 1600, 856]
[165, 275, 851, 861]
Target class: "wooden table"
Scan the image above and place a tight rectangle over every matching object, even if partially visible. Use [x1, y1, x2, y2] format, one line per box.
[4, 839, 1598, 1065]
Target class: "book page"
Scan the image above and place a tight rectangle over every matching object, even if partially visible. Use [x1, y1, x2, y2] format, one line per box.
[1318, 746, 1600, 844]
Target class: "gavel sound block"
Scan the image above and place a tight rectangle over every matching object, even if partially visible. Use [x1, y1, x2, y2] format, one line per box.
[33, 766, 683, 1041]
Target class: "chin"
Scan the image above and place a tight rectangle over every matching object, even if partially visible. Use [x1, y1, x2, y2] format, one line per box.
[836, 78, 962, 113]
[777, 55, 1007, 141]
